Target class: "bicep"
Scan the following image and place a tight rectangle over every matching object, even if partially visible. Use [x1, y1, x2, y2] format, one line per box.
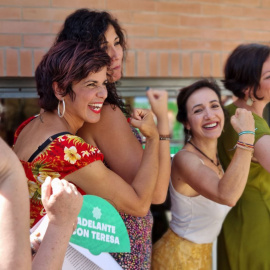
[254, 135, 270, 173]
[65, 160, 144, 216]
[173, 153, 220, 201]
[79, 105, 143, 184]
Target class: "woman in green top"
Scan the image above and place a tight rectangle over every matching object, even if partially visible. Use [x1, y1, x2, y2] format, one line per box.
[218, 43, 270, 269]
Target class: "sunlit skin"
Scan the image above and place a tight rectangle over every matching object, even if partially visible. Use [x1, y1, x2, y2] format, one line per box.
[185, 87, 225, 143]
[103, 24, 124, 82]
[257, 56, 270, 104]
[61, 67, 108, 133]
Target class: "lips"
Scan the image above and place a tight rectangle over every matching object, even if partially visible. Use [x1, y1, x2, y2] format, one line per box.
[88, 103, 103, 114]
[111, 65, 121, 70]
[203, 122, 218, 129]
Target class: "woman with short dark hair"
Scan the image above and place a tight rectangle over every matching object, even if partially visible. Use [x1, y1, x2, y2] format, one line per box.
[218, 43, 270, 270]
[13, 40, 159, 239]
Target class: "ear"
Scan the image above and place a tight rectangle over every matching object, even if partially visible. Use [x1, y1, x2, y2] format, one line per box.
[52, 82, 64, 101]
[244, 87, 253, 99]
[184, 121, 191, 131]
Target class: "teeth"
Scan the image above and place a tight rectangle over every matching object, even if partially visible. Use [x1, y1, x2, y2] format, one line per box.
[89, 104, 102, 111]
[204, 123, 217, 128]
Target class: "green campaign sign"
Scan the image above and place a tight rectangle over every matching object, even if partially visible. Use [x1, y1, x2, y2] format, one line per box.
[70, 195, 130, 255]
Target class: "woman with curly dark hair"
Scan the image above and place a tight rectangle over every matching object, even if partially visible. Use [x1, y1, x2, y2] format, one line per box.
[54, 9, 171, 269]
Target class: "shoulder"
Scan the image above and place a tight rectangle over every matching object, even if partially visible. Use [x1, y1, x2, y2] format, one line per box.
[172, 148, 202, 170]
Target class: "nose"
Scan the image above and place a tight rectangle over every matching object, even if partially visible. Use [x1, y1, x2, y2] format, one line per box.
[107, 46, 118, 61]
[204, 108, 214, 119]
[97, 85, 108, 99]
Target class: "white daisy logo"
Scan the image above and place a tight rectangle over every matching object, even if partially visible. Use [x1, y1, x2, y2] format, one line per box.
[92, 207, 102, 220]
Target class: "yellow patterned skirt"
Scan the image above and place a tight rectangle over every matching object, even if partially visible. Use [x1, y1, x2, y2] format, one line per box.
[151, 228, 212, 270]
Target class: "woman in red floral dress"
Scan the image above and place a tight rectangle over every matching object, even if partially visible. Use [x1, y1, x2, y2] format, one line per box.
[13, 40, 159, 231]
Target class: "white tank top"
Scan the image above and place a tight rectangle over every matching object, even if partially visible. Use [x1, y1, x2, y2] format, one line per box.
[169, 180, 231, 244]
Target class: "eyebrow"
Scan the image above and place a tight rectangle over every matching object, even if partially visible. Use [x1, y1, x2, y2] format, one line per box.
[262, 70, 270, 76]
[84, 80, 97, 84]
[101, 36, 120, 44]
[192, 99, 219, 110]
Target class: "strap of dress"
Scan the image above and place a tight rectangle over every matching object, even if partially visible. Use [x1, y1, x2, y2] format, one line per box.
[28, 132, 72, 162]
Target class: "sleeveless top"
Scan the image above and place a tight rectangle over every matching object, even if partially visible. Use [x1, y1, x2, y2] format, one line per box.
[217, 103, 270, 270]
[14, 115, 104, 227]
[170, 152, 231, 244]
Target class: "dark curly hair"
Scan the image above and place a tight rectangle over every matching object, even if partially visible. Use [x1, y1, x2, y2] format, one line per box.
[35, 40, 111, 111]
[176, 78, 224, 143]
[55, 9, 129, 114]
[223, 43, 270, 100]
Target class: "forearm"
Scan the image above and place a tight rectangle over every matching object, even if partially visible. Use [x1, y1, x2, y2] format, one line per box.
[32, 223, 74, 270]
[131, 136, 159, 213]
[218, 148, 253, 206]
[0, 140, 31, 270]
[152, 114, 171, 204]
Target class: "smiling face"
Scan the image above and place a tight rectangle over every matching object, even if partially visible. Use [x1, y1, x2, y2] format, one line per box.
[257, 56, 270, 102]
[64, 67, 108, 126]
[103, 24, 124, 82]
[185, 87, 224, 141]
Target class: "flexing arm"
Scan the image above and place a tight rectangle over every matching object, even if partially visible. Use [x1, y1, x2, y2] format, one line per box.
[78, 92, 170, 204]
[146, 89, 171, 204]
[32, 177, 83, 270]
[172, 108, 255, 206]
[78, 105, 143, 185]
[0, 138, 31, 270]
[67, 109, 159, 216]
[253, 135, 270, 173]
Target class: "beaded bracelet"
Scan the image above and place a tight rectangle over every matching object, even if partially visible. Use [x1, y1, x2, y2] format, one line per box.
[159, 134, 171, 141]
[238, 130, 255, 136]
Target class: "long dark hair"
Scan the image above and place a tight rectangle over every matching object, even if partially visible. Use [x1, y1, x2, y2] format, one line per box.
[55, 9, 129, 115]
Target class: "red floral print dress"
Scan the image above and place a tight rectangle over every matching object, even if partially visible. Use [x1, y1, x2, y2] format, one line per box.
[14, 115, 103, 228]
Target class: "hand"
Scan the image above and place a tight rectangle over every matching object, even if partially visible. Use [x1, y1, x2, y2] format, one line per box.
[41, 177, 83, 228]
[231, 108, 255, 143]
[146, 89, 168, 120]
[129, 108, 158, 139]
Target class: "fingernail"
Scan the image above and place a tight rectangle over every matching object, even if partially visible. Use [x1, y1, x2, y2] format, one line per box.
[127, 118, 131, 124]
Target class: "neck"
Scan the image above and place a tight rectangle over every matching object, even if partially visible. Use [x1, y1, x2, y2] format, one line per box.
[234, 98, 267, 117]
[55, 111, 83, 135]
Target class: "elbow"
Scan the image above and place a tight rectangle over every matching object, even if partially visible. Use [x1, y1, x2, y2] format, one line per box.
[131, 205, 149, 217]
[226, 200, 236, 207]
[220, 196, 237, 207]
[151, 192, 167, 205]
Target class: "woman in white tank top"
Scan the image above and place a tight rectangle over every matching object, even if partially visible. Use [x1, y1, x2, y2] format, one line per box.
[152, 79, 255, 270]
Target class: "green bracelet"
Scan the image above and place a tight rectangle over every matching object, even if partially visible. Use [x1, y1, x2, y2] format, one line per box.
[238, 131, 255, 136]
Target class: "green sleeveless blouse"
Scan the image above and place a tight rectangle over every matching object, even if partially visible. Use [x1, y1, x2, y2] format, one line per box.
[217, 103, 270, 270]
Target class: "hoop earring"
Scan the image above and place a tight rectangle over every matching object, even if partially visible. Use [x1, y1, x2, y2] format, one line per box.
[58, 99, 65, 118]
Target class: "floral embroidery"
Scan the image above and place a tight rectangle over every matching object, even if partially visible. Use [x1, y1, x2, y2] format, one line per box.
[64, 146, 81, 164]
[28, 181, 39, 199]
[82, 150, 90, 157]
[36, 171, 61, 184]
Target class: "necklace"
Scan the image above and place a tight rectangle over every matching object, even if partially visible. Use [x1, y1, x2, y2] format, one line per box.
[188, 140, 221, 169]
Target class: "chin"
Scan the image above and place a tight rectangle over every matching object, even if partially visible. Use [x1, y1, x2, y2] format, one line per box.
[113, 71, 122, 82]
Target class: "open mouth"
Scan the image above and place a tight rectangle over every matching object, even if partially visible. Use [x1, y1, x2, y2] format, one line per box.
[203, 122, 218, 129]
[88, 103, 103, 114]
